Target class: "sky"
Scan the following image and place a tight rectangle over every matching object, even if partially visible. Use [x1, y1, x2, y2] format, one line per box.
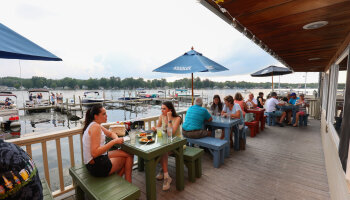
[0, 0, 344, 83]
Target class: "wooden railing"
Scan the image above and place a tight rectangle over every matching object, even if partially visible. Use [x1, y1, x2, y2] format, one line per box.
[5, 110, 186, 198]
[307, 98, 321, 120]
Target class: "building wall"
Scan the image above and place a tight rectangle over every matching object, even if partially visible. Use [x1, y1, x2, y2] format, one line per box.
[321, 44, 350, 199]
[321, 110, 350, 199]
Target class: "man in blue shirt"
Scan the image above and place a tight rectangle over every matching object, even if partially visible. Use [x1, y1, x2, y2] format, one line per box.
[289, 93, 300, 124]
[183, 97, 213, 138]
[289, 93, 299, 105]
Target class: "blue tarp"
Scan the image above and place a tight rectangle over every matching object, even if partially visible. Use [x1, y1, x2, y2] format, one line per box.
[0, 23, 62, 61]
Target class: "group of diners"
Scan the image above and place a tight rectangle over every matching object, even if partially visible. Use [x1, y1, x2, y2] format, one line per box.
[264, 91, 309, 127]
[79, 91, 309, 193]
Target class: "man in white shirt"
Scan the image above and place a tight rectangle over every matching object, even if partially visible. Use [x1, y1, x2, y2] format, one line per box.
[265, 92, 287, 127]
[245, 93, 257, 109]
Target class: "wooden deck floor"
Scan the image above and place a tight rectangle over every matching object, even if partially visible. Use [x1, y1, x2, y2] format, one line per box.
[63, 119, 330, 200]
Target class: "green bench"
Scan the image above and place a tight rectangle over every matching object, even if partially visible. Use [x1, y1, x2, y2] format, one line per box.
[168, 146, 203, 182]
[183, 146, 204, 182]
[41, 178, 54, 200]
[69, 164, 140, 200]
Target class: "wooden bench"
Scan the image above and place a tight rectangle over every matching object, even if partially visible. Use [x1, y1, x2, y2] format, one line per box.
[41, 178, 54, 200]
[185, 137, 227, 168]
[166, 146, 204, 182]
[69, 164, 140, 200]
[244, 121, 259, 137]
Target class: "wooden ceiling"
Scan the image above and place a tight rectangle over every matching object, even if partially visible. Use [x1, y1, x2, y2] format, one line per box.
[202, 0, 350, 72]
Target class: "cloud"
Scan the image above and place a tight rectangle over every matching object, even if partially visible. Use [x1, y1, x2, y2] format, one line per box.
[0, 0, 320, 83]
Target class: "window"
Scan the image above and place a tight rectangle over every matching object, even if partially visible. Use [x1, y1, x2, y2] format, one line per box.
[332, 57, 348, 135]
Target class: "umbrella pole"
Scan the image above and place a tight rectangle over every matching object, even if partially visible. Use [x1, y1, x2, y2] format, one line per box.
[192, 73, 194, 105]
[272, 73, 274, 91]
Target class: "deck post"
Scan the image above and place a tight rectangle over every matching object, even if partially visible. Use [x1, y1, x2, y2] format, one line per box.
[79, 96, 82, 111]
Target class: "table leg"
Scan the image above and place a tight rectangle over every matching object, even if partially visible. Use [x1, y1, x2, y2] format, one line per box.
[138, 156, 144, 172]
[175, 146, 184, 190]
[224, 127, 230, 157]
[256, 113, 260, 133]
[233, 125, 240, 151]
[145, 158, 157, 200]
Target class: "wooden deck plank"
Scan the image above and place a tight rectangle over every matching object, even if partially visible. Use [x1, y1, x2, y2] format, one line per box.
[64, 119, 330, 200]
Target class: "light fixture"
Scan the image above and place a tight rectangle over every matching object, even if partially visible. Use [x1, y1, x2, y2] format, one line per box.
[303, 21, 328, 30]
[220, 7, 227, 13]
[308, 57, 321, 61]
[230, 18, 237, 28]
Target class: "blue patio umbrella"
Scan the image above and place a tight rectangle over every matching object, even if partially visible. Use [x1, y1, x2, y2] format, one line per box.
[153, 47, 228, 104]
[0, 23, 62, 61]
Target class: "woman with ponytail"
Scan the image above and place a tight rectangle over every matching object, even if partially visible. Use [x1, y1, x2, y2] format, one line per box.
[82, 105, 133, 182]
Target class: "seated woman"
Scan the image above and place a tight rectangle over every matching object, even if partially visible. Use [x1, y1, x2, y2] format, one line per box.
[234, 92, 247, 117]
[82, 105, 133, 182]
[257, 92, 265, 108]
[210, 95, 224, 138]
[293, 94, 309, 127]
[221, 95, 244, 147]
[151, 101, 182, 191]
[210, 95, 223, 116]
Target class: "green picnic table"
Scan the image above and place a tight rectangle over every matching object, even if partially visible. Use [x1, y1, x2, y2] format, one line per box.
[121, 133, 187, 200]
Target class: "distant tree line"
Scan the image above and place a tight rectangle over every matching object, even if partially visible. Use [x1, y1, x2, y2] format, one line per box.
[0, 76, 338, 90]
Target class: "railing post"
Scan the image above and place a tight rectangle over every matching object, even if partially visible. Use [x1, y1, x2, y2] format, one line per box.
[55, 138, 65, 191]
[41, 141, 51, 188]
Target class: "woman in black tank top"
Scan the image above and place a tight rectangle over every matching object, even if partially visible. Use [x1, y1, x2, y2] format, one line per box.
[257, 92, 264, 108]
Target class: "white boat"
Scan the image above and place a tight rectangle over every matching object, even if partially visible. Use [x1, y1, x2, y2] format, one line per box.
[82, 91, 104, 104]
[0, 91, 20, 127]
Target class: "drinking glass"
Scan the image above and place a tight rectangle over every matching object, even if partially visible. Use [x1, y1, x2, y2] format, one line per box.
[157, 127, 163, 137]
[129, 130, 136, 145]
[167, 127, 173, 141]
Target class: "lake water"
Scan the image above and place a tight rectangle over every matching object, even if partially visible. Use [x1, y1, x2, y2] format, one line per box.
[1, 88, 317, 191]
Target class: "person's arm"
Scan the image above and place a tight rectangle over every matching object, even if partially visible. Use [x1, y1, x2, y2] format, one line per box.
[243, 101, 248, 111]
[251, 100, 257, 108]
[221, 105, 227, 116]
[90, 124, 123, 158]
[259, 98, 264, 106]
[101, 126, 118, 139]
[295, 100, 302, 106]
[204, 109, 213, 122]
[168, 116, 181, 136]
[152, 115, 162, 131]
[230, 110, 241, 119]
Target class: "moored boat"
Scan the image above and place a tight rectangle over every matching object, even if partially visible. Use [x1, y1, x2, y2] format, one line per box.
[0, 91, 20, 127]
[81, 91, 104, 104]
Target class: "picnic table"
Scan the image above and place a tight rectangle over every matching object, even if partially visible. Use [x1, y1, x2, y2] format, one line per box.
[205, 116, 241, 156]
[121, 133, 187, 200]
[246, 108, 265, 131]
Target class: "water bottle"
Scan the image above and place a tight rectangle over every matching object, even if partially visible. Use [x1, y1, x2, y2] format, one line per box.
[167, 126, 173, 140]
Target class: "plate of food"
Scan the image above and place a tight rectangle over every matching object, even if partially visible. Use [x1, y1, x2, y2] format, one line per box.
[139, 137, 155, 143]
[137, 132, 153, 137]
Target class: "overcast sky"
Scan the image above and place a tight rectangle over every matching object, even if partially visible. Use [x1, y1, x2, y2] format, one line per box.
[0, 0, 345, 83]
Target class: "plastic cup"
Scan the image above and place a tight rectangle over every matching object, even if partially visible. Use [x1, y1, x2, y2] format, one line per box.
[129, 131, 136, 144]
[157, 127, 162, 137]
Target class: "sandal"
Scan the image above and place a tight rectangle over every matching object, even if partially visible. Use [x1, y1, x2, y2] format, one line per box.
[293, 124, 298, 127]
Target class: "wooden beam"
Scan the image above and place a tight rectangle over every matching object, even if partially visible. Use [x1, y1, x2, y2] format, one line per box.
[326, 32, 350, 72]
